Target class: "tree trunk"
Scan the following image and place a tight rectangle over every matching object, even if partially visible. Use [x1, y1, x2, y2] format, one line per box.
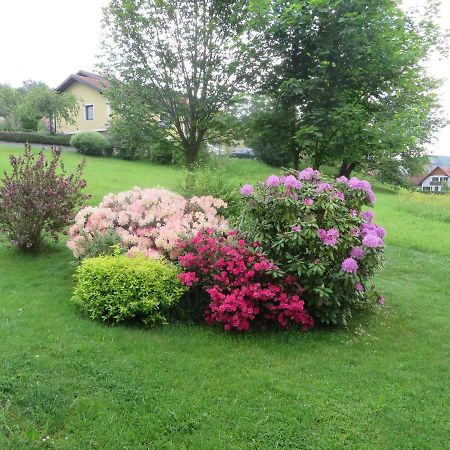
[292, 148, 299, 171]
[287, 105, 300, 170]
[184, 143, 200, 191]
[339, 161, 358, 178]
[312, 154, 322, 170]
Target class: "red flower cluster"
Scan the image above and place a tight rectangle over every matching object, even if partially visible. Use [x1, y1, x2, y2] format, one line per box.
[178, 230, 314, 332]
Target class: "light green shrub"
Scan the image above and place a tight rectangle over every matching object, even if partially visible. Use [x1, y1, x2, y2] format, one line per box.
[72, 255, 187, 326]
[70, 132, 108, 156]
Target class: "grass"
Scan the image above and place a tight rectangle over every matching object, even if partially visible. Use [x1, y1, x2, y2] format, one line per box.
[397, 188, 450, 224]
[0, 143, 449, 449]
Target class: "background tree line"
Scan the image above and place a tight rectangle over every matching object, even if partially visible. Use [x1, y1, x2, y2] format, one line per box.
[100, 0, 448, 181]
[0, 81, 77, 134]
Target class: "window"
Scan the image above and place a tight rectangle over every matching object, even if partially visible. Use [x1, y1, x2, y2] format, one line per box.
[431, 176, 439, 182]
[422, 186, 431, 191]
[440, 177, 448, 182]
[434, 186, 439, 192]
[85, 104, 94, 121]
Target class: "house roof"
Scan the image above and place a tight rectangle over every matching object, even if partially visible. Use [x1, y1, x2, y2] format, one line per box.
[409, 165, 450, 186]
[56, 70, 110, 94]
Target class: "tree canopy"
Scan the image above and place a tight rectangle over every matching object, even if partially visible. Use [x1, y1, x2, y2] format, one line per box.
[101, 0, 247, 170]
[243, 0, 447, 176]
[17, 85, 78, 133]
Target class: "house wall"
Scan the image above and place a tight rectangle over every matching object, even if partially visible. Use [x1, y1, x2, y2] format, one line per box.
[420, 173, 449, 192]
[57, 82, 110, 134]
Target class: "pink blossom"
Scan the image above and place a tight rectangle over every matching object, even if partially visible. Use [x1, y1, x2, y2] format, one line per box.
[355, 283, 364, 292]
[298, 167, 320, 181]
[318, 228, 339, 246]
[361, 210, 375, 222]
[266, 175, 281, 187]
[378, 295, 385, 305]
[316, 182, 332, 193]
[291, 225, 302, 232]
[362, 234, 384, 248]
[341, 257, 358, 273]
[241, 184, 254, 196]
[302, 198, 314, 206]
[284, 175, 302, 189]
[350, 246, 365, 259]
[67, 188, 229, 259]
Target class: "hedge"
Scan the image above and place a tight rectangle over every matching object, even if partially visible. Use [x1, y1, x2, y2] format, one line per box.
[0, 131, 72, 146]
[72, 255, 187, 326]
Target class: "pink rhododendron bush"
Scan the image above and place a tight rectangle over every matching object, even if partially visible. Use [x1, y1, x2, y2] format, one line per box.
[67, 188, 228, 259]
[177, 229, 314, 332]
[237, 168, 385, 327]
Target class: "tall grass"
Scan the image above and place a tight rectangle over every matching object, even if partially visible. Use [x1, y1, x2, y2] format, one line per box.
[397, 189, 450, 224]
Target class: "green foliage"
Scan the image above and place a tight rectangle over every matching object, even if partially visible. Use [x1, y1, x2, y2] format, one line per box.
[0, 131, 71, 145]
[371, 153, 429, 187]
[238, 172, 384, 326]
[16, 85, 78, 133]
[76, 230, 125, 259]
[180, 161, 242, 219]
[108, 116, 151, 160]
[242, 96, 293, 167]
[102, 0, 247, 170]
[0, 84, 22, 117]
[108, 116, 181, 163]
[72, 255, 187, 326]
[71, 132, 108, 156]
[245, 0, 447, 174]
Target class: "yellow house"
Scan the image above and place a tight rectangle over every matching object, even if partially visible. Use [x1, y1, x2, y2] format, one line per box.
[56, 70, 111, 134]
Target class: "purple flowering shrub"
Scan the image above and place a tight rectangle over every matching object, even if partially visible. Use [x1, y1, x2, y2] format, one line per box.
[0, 144, 89, 251]
[237, 168, 385, 326]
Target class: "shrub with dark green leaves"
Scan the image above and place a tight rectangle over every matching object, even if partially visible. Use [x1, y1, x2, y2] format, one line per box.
[0, 131, 71, 145]
[70, 132, 108, 156]
[237, 168, 385, 327]
[72, 255, 187, 326]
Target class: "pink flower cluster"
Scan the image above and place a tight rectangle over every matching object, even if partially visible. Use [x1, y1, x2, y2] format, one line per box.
[346, 177, 376, 205]
[178, 230, 314, 332]
[318, 228, 340, 246]
[359, 217, 386, 248]
[67, 188, 228, 259]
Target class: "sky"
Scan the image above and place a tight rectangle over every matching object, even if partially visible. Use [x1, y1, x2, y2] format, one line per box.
[1, 0, 449, 155]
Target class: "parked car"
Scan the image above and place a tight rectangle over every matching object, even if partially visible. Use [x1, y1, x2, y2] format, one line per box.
[230, 147, 256, 159]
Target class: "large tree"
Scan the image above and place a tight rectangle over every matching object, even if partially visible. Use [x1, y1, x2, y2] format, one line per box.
[17, 85, 78, 133]
[245, 0, 446, 175]
[101, 0, 246, 171]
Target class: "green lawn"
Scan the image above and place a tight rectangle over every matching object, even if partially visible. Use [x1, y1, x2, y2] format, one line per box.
[0, 144, 449, 449]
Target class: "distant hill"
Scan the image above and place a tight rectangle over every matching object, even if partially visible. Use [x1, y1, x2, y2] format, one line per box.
[429, 155, 450, 167]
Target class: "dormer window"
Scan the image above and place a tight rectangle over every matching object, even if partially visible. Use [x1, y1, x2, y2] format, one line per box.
[85, 104, 94, 121]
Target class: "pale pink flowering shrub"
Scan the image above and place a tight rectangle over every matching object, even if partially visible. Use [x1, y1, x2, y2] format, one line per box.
[238, 168, 385, 326]
[67, 188, 228, 259]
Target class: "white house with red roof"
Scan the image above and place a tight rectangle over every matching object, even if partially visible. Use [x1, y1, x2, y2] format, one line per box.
[410, 166, 450, 192]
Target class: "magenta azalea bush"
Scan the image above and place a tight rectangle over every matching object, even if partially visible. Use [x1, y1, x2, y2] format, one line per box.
[0, 145, 88, 251]
[67, 188, 228, 259]
[237, 168, 385, 326]
[177, 229, 314, 332]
